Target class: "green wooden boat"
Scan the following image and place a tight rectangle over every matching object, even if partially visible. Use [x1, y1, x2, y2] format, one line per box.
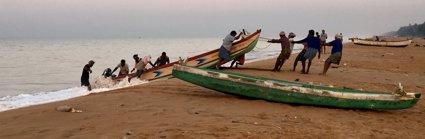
[172, 65, 421, 110]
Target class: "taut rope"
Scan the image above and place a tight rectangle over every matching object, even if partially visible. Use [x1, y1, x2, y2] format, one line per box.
[254, 43, 272, 50]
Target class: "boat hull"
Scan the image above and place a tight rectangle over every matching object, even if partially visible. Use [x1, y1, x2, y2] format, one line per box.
[172, 65, 421, 110]
[112, 29, 261, 82]
[352, 38, 411, 47]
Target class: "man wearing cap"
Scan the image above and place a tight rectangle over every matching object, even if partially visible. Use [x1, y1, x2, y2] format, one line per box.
[321, 34, 344, 75]
[81, 60, 95, 91]
[268, 31, 291, 71]
[216, 30, 243, 70]
[154, 52, 170, 67]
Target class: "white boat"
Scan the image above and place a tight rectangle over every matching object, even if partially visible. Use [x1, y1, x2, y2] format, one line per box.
[351, 38, 411, 47]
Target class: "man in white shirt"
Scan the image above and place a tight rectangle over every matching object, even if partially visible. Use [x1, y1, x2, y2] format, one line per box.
[320, 30, 328, 54]
[112, 59, 129, 76]
[216, 30, 242, 70]
[128, 54, 145, 82]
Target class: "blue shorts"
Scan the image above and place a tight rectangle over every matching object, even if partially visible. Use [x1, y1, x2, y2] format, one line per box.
[219, 46, 231, 61]
[303, 47, 318, 60]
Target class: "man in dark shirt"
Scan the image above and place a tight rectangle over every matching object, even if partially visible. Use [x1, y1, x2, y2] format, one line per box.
[268, 31, 291, 71]
[81, 60, 95, 91]
[292, 30, 321, 74]
[321, 34, 343, 75]
[154, 52, 170, 67]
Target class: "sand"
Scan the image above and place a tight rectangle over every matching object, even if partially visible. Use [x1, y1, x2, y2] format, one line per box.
[1, 39, 425, 139]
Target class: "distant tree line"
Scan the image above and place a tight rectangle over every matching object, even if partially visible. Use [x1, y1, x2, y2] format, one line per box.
[395, 22, 425, 37]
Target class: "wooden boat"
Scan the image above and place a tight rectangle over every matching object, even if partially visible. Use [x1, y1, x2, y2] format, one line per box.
[112, 29, 261, 82]
[351, 38, 412, 47]
[172, 65, 421, 110]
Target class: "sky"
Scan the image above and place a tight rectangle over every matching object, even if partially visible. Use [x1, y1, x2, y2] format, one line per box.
[0, 0, 424, 39]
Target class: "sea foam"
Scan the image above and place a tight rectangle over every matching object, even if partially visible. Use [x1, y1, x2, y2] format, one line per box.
[0, 77, 148, 112]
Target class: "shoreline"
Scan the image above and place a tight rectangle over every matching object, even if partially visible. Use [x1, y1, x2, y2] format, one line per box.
[0, 41, 293, 113]
[1, 39, 425, 138]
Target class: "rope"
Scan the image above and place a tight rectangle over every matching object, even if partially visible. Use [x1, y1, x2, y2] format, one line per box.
[259, 36, 272, 42]
[253, 36, 274, 50]
[254, 43, 272, 50]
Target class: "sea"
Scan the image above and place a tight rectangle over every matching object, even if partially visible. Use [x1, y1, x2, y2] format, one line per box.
[0, 37, 303, 112]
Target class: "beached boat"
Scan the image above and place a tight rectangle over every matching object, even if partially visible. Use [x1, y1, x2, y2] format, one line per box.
[351, 38, 412, 47]
[172, 65, 421, 110]
[112, 29, 261, 82]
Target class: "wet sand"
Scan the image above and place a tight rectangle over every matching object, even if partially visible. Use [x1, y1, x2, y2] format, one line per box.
[1, 39, 425, 138]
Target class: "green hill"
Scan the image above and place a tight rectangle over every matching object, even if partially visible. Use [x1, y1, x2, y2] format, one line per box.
[394, 22, 425, 37]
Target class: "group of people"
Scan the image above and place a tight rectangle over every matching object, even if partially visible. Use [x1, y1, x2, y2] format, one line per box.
[80, 52, 170, 90]
[215, 29, 343, 76]
[81, 29, 344, 90]
[267, 29, 343, 75]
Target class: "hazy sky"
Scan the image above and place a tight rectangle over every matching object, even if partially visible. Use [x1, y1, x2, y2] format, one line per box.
[1, 0, 424, 39]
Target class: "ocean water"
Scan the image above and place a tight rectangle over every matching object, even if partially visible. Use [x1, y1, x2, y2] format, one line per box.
[0, 37, 302, 112]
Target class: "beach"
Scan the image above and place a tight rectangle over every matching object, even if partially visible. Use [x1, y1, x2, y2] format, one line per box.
[1, 39, 425, 138]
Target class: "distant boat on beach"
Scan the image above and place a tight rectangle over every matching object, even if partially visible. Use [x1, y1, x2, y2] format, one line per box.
[350, 37, 412, 47]
[111, 29, 261, 82]
[172, 65, 421, 110]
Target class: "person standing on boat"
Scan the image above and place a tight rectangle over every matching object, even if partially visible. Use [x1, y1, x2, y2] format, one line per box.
[112, 59, 129, 76]
[268, 31, 291, 72]
[153, 52, 170, 67]
[321, 34, 343, 75]
[216, 30, 243, 70]
[320, 30, 328, 54]
[292, 29, 321, 74]
[81, 60, 95, 91]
